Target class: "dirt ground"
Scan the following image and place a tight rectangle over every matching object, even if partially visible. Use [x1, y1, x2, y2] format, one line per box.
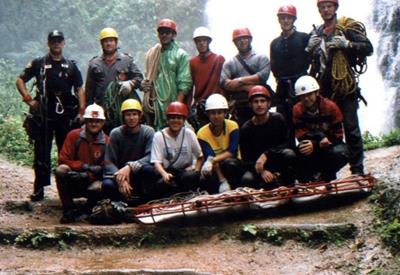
[0, 146, 399, 274]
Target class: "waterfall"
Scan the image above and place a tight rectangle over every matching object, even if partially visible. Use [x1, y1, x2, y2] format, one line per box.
[205, 0, 390, 135]
[372, 0, 400, 130]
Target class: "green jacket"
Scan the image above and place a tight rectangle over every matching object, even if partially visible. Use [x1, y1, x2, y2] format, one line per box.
[153, 41, 192, 130]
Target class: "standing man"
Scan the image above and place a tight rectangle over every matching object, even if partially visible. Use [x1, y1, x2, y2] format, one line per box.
[142, 18, 192, 130]
[293, 75, 348, 183]
[102, 99, 154, 204]
[56, 103, 108, 223]
[306, 0, 373, 176]
[270, 5, 310, 148]
[189, 26, 225, 130]
[240, 86, 296, 189]
[85, 27, 143, 132]
[220, 27, 271, 126]
[16, 30, 84, 201]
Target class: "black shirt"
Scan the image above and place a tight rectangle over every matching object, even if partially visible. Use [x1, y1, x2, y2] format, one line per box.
[240, 112, 290, 167]
[19, 54, 83, 118]
[270, 30, 310, 79]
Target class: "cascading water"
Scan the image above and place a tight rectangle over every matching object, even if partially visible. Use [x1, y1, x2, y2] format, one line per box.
[372, 0, 400, 129]
[206, 0, 392, 135]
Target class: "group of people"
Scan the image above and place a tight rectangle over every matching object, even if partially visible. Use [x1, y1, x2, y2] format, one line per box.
[15, 0, 373, 223]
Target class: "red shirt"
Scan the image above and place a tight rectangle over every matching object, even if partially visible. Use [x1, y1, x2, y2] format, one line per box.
[58, 128, 109, 171]
[293, 95, 344, 144]
[190, 52, 225, 101]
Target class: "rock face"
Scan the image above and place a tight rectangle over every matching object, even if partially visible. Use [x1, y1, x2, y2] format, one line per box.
[372, 0, 400, 126]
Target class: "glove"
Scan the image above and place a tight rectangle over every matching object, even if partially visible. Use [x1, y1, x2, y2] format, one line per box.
[201, 156, 214, 178]
[305, 34, 322, 53]
[141, 79, 153, 93]
[218, 179, 231, 193]
[326, 35, 350, 49]
[67, 171, 88, 182]
[119, 81, 133, 96]
[88, 165, 102, 176]
[128, 161, 142, 174]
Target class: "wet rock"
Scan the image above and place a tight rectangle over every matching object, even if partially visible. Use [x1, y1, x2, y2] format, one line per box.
[4, 200, 33, 212]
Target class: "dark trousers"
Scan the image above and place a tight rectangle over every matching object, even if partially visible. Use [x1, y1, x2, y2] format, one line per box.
[188, 99, 209, 132]
[140, 165, 200, 200]
[241, 148, 296, 189]
[102, 170, 147, 205]
[226, 91, 252, 127]
[33, 118, 71, 190]
[336, 95, 364, 175]
[275, 81, 297, 149]
[296, 143, 349, 183]
[201, 158, 244, 194]
[55, 165, 99, 212]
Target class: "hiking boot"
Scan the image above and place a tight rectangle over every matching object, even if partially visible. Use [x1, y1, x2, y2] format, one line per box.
[60, 209, 76, 224]
[218, 179, 231, 193]
[87, 180, 102, 192]
[30, 187, 44, 202]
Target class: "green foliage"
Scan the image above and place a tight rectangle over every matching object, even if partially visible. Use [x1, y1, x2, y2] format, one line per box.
[242, 223, 258, 236]
[15, 229, 77, 249]
[363, 129, 400, 150]
[0, 116, 61, 167]
[372, 188, 400, 254]
[381, 129, 400, 147]
[0, 0, 205, 71]
[0, 58, 26, 118]
[259, 228, 284, 245]
[0, 117, 33, 165]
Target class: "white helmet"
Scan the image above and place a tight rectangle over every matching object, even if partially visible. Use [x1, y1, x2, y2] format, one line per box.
[294, 75, 320, 97]
[205, 94, 228, 111]
[83, 103, 106, 120]
[193, 26, 212, 41]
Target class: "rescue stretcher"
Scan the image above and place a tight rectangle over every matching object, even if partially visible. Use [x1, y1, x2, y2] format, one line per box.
[132, 175, 375, 224]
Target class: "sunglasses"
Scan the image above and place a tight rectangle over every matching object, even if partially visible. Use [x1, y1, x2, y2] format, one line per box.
[158, 29, 173, 35]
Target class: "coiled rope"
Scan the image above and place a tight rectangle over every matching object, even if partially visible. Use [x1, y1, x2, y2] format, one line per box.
[330, 16, 367, 100]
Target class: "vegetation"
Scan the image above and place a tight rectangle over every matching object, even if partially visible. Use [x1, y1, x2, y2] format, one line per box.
[0, 0, 205, 166]
[240, 223, 355, 247]
[369, 183, 400, 274]
[15, 229, 77, 250]
[363, 130, 400, 150]
[371, 186, 400, 254]
[0, 0, 205, 70]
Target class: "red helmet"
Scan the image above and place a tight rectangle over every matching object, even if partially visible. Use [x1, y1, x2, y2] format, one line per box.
[232, 27, 252, 41]
[166, 102, 188, 118]
[158, 18, 177, 33]
[248, 85, 271, 101]
[317, 0, 339, 7]
[277, 5, 297, 18]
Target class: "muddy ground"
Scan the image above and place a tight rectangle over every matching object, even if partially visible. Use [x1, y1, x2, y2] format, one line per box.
[0, 146, 399, 274]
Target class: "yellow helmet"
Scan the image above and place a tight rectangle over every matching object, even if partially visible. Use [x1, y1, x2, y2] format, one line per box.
[121, 99, 142, 113]
[99, 27, 119, 41]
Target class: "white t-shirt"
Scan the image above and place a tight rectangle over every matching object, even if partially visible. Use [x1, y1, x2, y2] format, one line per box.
[151, 127, 203, 169]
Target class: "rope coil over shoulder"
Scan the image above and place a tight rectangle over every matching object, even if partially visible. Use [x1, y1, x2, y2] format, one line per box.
[143, 44, 162, 116]
[331, 16, 368, 100]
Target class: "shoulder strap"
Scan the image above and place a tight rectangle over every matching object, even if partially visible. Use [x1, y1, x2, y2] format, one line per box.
[236, 54, 256, 75]
[161, 128, 186, 169]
